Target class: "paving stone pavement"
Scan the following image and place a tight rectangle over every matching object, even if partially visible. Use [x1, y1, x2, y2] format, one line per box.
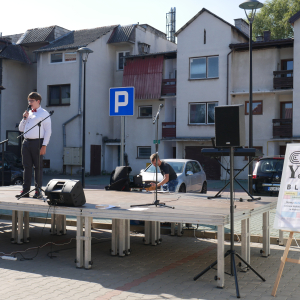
[1, 220, 300, 300]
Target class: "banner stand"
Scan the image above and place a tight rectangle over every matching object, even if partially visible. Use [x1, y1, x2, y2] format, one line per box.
[272, 230, 300, 296]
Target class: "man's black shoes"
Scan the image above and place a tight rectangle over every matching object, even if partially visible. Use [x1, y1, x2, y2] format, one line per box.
[15, 191, 30, 198]
[33, 189, 42, 199]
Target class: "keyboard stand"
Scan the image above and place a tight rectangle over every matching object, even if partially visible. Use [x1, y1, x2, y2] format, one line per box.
[208, 156, 261, 201]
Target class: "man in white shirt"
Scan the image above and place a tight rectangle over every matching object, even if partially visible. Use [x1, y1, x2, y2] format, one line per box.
[16, 92, 52, 199]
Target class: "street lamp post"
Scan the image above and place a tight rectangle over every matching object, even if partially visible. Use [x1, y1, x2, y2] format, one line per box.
[239, 0, 264, 194]
[77, 47, 93, 188]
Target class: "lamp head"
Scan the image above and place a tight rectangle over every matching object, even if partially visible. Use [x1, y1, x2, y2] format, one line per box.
[77, 47, 94, 62]
[239, 0, 264, 10]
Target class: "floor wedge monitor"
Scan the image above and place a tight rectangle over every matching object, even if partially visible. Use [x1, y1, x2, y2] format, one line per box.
[215, 105, 245, 147]
[45, 179, 86, 207]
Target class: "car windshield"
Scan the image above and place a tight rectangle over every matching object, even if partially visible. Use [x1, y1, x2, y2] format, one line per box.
[259, 159, 284, 173]
[145, 161, 185, 174]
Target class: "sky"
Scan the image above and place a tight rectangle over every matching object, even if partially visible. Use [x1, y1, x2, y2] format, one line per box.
[1, 0, 268, 36]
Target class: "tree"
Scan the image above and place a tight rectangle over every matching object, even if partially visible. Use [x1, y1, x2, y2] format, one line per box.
[252, 0, 300, 40]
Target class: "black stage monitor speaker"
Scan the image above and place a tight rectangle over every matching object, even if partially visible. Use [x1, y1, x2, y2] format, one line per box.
[215, 105, 245, 147]
[45, 179, 86, 207]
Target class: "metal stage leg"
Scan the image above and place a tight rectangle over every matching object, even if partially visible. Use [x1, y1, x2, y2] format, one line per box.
[125, 219, 130, 254]
[262, 212, 270, 257]
[151, 221, 156, 245]
[217, 225, 225, 288]
[17, 211, 24, 244]
[144, 221, 151, 245]
[76, 216, 84, 268]
[177, 223, 183, 236]
[279, 230, 284, 246]
[171, 222, 175, 236]
[170, 223, 182, 236]
[111, 219, 118, 255]
[84, 217, 92, 269]
[241, 218, 250, 270]
[144, 221, 160, 245]
[111, 219, 130, 256]
[24, 212, 30, 243]
[51, 214, 67, 235]
[118, 219, 126, 256]
[75, 216, 92, 269]
[11, 211, 17, 244]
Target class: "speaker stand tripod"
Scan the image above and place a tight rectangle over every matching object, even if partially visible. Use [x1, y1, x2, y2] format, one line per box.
[193, 147, 265, 298]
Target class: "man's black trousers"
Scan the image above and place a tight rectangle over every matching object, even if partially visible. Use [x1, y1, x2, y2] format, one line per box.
[22, 138, 44, 192]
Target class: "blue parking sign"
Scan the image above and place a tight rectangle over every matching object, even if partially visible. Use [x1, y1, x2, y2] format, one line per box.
[109, 87, 134, 116]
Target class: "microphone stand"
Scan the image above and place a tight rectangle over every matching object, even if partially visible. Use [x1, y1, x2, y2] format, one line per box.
[16, 111, 54, 201]
[131, 104, 174, 209]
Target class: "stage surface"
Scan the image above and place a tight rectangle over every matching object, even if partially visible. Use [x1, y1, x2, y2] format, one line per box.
[0, 186, 277, 287]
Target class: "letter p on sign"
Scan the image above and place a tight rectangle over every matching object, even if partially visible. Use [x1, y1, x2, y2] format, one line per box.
[109, 87, 134, 116]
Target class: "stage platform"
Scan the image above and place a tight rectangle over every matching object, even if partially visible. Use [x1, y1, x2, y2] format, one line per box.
[0, 186, 277, 288]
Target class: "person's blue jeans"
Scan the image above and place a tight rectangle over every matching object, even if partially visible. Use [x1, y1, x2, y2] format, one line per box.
[167, 179, 178, 192]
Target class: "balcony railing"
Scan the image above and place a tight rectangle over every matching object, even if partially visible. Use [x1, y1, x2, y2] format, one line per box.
[273, 119, 292, 138]
[273, 70, 293, 89]
[161, 79, 176, 96]
[162, 122, 176, 138]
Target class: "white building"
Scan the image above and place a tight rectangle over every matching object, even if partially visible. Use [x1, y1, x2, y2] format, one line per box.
[173, 9, 248, 179]
[34, 24, 176, 174]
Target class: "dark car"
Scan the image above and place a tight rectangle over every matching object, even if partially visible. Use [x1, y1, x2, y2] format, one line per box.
[0, 151, 22, 168]
[0, 164, 23, 186]
[252, 156, 284, 194]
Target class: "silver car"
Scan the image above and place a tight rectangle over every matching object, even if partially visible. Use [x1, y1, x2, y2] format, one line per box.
[140, 159, 207, 193]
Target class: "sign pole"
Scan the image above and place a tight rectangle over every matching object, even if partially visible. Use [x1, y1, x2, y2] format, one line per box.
[121, 116, 124, 166]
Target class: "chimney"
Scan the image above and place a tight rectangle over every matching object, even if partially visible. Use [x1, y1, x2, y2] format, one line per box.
[263, 30, 271, 42]
[234, 18, 249, 36]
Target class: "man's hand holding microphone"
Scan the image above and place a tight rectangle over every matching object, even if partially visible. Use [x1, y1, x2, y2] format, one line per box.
[23, 105, 31, 120]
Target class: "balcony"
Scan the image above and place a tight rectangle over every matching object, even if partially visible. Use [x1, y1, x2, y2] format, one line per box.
[162, 122, 176, 138]
[273, 119, 292, 138]
[161, 79, 176, 96]
[273, 70, 293, 89]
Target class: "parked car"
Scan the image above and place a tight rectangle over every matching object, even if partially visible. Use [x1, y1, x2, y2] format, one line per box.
[252, 156, 284, 194]
[140, 159, 207, 193]
[0, 151, 22, 168]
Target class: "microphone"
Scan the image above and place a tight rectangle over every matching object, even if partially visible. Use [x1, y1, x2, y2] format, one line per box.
[26, 105, 31, 112]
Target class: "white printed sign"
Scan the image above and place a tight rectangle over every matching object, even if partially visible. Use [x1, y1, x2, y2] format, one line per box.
[274, 143, 300, 230]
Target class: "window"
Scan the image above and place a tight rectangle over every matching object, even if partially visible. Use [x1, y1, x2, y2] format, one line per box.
[117, 51, 130, 70]
[51, 53, 62, 63]
[48, 84, 70, 106]
[192, 161, 201, 173]
[189, 102, 217, 125]
[280, 102, 292, 119]
[190, 56, 218, 79]
[137, 147, 151, 159]
[138, 106, 152, 118]
[50, 52, 77, 63]
[281, 59, 293, 77]
[64, 52, 77, 62]
[245, 100, 263, 115]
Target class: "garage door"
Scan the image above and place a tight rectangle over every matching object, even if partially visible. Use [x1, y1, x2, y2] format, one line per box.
[185, 146, 220, 180]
